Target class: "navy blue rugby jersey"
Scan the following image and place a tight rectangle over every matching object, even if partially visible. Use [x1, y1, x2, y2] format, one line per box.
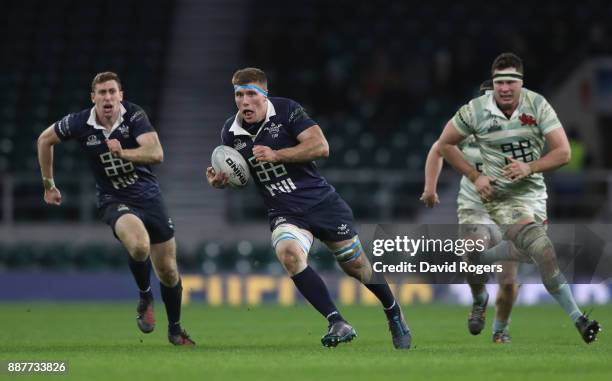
[53, 101, 161, 206]
[221, 97, 335, 214]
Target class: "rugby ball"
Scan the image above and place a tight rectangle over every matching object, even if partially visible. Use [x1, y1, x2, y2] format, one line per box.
[211, 145, 250, 188]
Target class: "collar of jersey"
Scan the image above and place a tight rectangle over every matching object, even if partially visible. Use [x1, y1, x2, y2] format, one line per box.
[229, 99, 276, 138]
[87, 103, 127, 136]
[485, 90, 525, 119]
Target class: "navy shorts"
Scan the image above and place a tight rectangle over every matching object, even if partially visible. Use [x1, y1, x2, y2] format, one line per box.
[100, 195, 175, 244]
[268, 193, 357, 242]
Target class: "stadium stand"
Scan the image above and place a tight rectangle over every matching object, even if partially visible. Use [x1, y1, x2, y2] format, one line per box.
[240, 0, 612, 220]
[0, 0, 174, 218]
[2, 0, 612, 269]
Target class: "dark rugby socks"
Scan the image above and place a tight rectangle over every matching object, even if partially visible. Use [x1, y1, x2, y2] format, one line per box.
[128, 256, 152, 294]
[291, 266, 344, 324]
[160, 278, 183, 333]
[365, 271, 398, 316]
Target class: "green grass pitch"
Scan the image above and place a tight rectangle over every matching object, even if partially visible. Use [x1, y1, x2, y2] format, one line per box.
[0, 303, 610, 381]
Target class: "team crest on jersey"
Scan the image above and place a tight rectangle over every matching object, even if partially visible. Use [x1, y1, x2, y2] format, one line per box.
[337, 223, 351, 235]
[519, 113, 537, 126]
[118, 124, 130, 138]
[86, 134, 102, 146]
[117, 204, 130, 212]
[234, 139, 247, 151]
[264, 122, 282, 138]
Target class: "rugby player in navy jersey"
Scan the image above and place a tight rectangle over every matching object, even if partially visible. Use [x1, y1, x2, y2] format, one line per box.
[37, 72, 194, 345]
[206, 67, 411, 349]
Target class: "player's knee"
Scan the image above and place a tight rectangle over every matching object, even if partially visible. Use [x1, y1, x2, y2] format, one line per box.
[340, 253, 371, 282]
[276, 242, 307, 276]
[344, 252, 366, 270]
[496, 284, 518, 303]
[513, 223, 553, 263]
[128, 238, 150, 261]
[271, 224, 311, 275]
[157, 266, 179, 287]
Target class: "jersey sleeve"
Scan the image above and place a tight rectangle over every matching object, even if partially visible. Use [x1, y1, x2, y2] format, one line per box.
[451, 103, 476, 136]
[220, 118, 234, 146]
[287, 100, 316, 137]
[537, 97, 562, 135]
[129, 105, 155, 138]
[54, 113, 83, 141]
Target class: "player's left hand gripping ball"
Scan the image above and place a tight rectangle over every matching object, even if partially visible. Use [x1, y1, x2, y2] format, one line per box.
[106, 139, 123, 158]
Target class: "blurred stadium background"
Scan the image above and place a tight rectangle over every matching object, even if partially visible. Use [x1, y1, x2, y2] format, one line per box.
[1, 0, 612, 305]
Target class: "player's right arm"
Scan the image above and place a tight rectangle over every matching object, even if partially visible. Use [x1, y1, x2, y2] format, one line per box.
[420, 141, 443, 208]
[438, 120, 496, 202]
[37, 126, 62, 205]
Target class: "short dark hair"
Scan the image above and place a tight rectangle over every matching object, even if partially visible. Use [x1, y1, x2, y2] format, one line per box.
[232, 67, 267, 87]
[91, 72, 122, 92]
[491, 53, 523, 75]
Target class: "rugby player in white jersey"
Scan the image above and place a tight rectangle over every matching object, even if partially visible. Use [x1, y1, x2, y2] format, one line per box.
[437, 53, 601, 344]
[421, 81, 528, 343]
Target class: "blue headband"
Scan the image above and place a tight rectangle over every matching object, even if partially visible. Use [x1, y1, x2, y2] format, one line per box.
[233, 84, 268, 97]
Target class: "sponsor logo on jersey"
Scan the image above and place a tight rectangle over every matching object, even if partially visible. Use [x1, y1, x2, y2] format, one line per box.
[264, 178, 296, 196]
[57, 117, 71, 137]
[337, 223, 351, 235]
[234, 139, 247, 151]
[117, 204, 130, 212]
[86, 134, 102, 146]
[288, 107, 309, 123]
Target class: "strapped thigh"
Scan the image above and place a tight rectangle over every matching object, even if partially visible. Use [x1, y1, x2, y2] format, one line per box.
[332, 236, 363, 263]
[271, 223, 313, 256]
